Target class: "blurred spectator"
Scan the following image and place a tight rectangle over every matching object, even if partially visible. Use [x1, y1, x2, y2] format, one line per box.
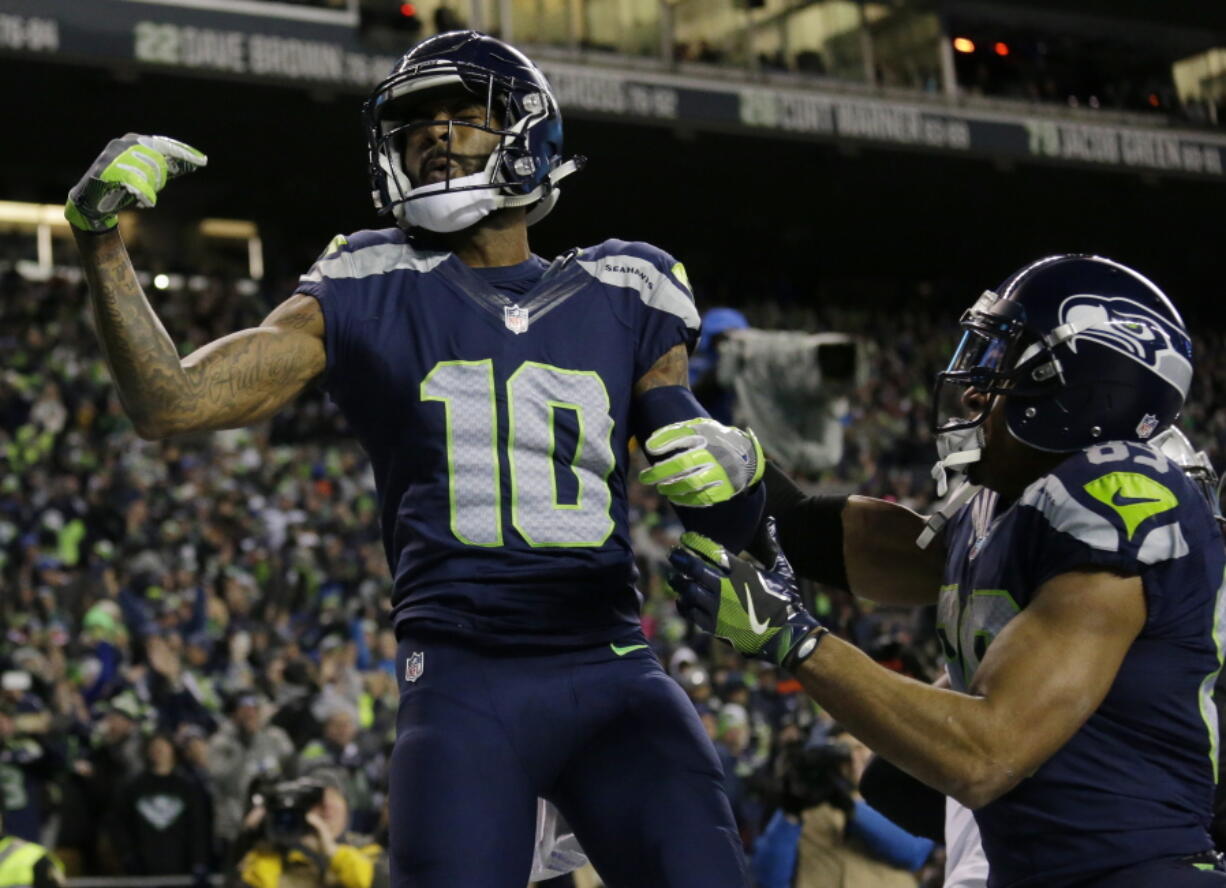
[209, 693, 295, 851]
[298, 709, 376, 834]
[753, 726, 935, 888]
[0, 695, 57, 843]
[236, 775, 387, 888]
[0, 788, 64, 888]
[177, 723, 218, 868]
[5, 267, 1223, 882]
[113, 732, 210, 881]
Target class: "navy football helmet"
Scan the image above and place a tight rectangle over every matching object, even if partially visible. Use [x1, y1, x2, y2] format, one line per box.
[363, 31, 583, 232]
[932, 255, 1193, 474]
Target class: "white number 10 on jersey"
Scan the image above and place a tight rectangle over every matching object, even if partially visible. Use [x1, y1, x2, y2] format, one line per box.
[421, 360, 616, 548]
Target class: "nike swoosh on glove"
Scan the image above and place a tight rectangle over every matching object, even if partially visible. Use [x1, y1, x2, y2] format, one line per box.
[668, 518, 824, 669]
[66, 133, 207, 232]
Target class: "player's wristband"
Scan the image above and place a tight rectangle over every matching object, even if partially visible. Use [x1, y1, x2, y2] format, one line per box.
[784, 626, 830, 671]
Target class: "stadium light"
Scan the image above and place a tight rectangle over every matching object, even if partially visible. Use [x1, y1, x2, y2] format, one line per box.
[198, 218, 264, 281]
[953, 37, 975, 54]
[0, 201, 74, 276]
[199, 218, 257, 239]
[0, 201, 72, 229]
[994, 41, 1009, 56]
[153, 274, 171, 290]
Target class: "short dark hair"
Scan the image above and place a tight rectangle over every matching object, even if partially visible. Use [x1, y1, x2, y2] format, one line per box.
[144, 731, 177, 761]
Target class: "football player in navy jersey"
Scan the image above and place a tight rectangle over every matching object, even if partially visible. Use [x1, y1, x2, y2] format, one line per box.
[65, 30, 766, 888]
[650, 256, 1226, 886]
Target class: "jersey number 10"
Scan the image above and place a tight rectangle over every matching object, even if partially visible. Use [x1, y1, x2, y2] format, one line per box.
[422, 359, 616, 548]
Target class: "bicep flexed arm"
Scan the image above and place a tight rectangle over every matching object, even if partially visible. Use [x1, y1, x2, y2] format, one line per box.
[77, 228, 325, 438]
[176, 293, 327, 433]
[67, 133, 325, 439]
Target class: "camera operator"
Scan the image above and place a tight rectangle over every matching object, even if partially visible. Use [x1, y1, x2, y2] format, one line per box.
[752, 725, 934, 888]
[235, 771, 387, 888]
[688, 307, 865, 475]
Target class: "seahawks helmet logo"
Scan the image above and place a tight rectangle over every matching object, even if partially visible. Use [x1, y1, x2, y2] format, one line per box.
[1058, 295, 1192, 396]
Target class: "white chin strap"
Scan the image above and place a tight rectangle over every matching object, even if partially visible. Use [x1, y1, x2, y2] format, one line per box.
[916, 478, 982, 550]
[381, 109, 582, 233]
[915, 424, 985, 550]
[391, 156, 582, 233]
[400, 169, 500, 233]
[931, 425, 984, 498]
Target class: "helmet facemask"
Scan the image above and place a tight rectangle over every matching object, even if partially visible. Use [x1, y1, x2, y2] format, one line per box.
[365, 59, 579, 233]
[931, 291, 1033, 494]
[1152, 426, 1224, 522]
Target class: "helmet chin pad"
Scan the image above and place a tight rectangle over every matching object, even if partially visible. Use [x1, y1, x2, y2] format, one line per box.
[384, 114, 571, 233]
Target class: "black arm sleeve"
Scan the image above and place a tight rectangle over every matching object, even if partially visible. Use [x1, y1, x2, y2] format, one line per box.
[757, 461, 850, 590]
[857, 754, 946, 843]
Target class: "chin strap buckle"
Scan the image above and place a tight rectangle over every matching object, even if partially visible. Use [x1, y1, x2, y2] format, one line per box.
[917, 480, 982, 549]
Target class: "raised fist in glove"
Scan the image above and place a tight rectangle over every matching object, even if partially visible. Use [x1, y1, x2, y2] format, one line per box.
[639, 418, 764, 506]
[668, 518, 825, 669]
[66, 133, 207, 233]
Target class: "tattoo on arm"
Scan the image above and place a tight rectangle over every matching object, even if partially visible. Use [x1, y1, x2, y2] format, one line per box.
[75, 229, 325, 438]
[633, 343, 689, 396]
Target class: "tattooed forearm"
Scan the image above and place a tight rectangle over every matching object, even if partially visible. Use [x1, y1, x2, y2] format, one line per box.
[633, 342, 690, 396]
[77, 229, 191, 436]
[74, 229, 325, 438]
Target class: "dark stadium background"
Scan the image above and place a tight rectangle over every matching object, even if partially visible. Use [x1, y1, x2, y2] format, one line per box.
[6, 53, 1224, 316]
[5, 2, 1226, 885]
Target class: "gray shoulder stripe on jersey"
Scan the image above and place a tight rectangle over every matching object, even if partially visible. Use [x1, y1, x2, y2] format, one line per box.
[300, 243, 449, 283]
[1136, 522, 1189, 565]
[576, 255, 700, 330]
[1019, 474, 1120, 552]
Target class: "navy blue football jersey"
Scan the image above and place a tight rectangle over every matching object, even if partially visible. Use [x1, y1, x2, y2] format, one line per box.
[296, 229, 698, 646]
[937, 441, 1226, 887]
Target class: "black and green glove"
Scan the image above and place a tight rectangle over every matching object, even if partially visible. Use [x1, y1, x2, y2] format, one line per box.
[668, 518, 826, 669]
[66, 133, 207, 233]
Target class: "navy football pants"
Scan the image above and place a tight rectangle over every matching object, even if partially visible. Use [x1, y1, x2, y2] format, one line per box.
[1084, 854, 1226, 886]
[389, 631, 748, 888]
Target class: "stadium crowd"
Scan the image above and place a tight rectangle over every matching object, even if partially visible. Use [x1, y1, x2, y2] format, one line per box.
[2, 267, 1225, 886]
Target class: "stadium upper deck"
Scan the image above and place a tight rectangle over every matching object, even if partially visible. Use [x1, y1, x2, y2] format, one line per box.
[4, 0, 1226, 181]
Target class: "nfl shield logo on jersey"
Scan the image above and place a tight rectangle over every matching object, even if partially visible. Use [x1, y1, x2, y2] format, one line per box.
[1136, 413, 1160, 439]
[504, 304, 530, 334]
[405, 651, 425, 683]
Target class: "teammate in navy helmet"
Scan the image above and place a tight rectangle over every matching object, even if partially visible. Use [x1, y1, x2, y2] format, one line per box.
[649, 255, 1226, 886]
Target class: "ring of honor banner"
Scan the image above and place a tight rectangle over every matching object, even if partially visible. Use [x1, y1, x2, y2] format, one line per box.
[6, 0, 1225, 178]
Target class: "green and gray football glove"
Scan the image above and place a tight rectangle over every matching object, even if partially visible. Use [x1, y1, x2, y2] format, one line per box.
[639, 418, 764, 506]
[65, 134, 207, 233]
[668, 519, 825, 669]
